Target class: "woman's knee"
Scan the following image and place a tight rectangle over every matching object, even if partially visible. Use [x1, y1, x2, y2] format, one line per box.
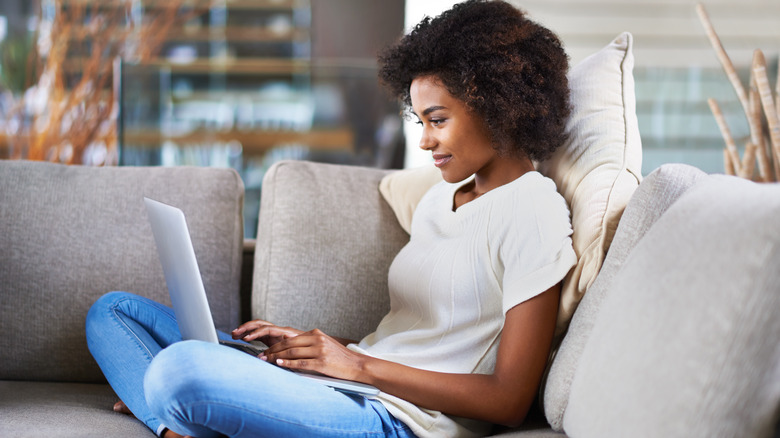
[143, 341, 213, 419]
[87, 291, 135, 321]
[85, 291, 135, 343]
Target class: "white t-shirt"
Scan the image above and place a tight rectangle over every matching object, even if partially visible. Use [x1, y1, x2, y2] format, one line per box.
[350, 171, 577, 438]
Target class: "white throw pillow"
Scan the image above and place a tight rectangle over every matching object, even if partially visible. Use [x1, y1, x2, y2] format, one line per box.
[537, 32, 642, 337]
[379, 32, 642, 337]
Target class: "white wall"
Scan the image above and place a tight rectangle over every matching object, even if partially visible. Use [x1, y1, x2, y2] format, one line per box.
[402, 0, 459, 168]
[513, 0, 780, 69]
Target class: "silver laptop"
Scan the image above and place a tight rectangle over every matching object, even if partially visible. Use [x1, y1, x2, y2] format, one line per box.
[144, 197, 379, 396]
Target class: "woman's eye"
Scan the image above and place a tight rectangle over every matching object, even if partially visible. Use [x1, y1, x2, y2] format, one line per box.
[414, 118, 445, 127]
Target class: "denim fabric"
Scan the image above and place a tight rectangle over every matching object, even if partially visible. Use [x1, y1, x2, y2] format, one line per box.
[86, 291, 415, 438]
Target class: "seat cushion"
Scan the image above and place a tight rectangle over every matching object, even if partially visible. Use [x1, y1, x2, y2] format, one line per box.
[563, 174, 780, 437]
[0, 161, 244, 382]
[0, 381, 154, 437]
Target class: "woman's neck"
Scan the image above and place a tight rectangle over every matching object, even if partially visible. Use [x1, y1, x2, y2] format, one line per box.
[453, 156, 535, 210]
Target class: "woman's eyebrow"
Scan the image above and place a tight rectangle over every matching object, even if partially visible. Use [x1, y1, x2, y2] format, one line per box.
[421, 105, 447, 116]
[410, 105, 447, 120]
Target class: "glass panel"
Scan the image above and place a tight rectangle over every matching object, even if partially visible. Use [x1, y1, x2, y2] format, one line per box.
[636, 66, 751, 175]
[0, 1, 406, 238]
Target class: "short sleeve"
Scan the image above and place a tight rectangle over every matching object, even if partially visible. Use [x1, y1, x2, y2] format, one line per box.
[497, 177, 577, 315]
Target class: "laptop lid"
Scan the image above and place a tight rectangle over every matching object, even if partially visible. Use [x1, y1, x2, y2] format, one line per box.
[144, 197, 219, 344]
[144, 197, 380, 396]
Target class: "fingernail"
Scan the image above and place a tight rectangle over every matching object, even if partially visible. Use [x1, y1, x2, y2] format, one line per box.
[259, 355, 267, 361]
[276, 359, 284, 366]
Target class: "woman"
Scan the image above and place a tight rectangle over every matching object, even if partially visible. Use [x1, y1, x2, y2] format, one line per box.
[86, 1, 576, 437]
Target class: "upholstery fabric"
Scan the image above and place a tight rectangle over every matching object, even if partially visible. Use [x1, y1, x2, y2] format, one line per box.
[252, 160, 410, 342]
[563, 174, 780, 437]
[0, 381, 155, 437]
[542, 163, 706, 430]
[536, 32, 642, 338]
[0, 161, 244, 382]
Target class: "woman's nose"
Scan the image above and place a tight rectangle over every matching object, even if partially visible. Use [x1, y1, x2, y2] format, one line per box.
[418, 127, 435, 151]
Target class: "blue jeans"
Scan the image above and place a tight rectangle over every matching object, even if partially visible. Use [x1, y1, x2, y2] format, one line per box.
[86, 291, 416, 438]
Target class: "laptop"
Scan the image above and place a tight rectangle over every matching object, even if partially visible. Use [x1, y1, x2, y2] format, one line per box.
[144, 197, 379, 396]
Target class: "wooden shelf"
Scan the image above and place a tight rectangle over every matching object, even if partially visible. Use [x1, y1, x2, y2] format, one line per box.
[150, 58, 309, 74]
[0, 127, 352, 158]
[63, 57, 309, 75]
[58, 0, 300, 11]
[217, 0, 301, 11]
[66, 26, 308, 43]
[166, 27, 309, 42]
[122, 128, 353, 153]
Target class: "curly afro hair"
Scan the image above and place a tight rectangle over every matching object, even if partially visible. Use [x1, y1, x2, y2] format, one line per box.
[378, 0, 570, 161]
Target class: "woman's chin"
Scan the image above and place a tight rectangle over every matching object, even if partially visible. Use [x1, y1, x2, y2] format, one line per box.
[439, 170, 470, 184]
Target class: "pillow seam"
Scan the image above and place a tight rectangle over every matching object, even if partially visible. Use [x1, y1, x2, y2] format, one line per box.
[596, 33, 637, 258]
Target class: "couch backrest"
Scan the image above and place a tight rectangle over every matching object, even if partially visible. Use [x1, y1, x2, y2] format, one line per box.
[0, 160, 244, 383]
[252, 160, 409, 342]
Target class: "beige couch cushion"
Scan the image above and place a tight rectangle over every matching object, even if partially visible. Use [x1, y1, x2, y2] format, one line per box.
[253, 161, 409, 342]
[563, 174, 780, 437]
[0, 161, 244, 382]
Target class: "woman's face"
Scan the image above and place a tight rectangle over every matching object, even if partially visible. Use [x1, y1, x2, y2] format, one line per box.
[410, 75, 498, 184]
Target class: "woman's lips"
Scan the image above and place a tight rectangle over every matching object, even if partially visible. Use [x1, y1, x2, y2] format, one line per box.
[433, 154, 452, 168]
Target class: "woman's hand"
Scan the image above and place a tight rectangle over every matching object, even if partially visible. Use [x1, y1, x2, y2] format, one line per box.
[260, 329, 367, 382]
[233, 321, 363, 380]
[231, 320, 303, 348]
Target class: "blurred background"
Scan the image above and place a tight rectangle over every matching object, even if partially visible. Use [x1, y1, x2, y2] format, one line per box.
[0, 0, 777, 237]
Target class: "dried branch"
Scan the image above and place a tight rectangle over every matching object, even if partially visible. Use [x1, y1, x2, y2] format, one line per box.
[707, 98, 742, 176]
[723, 148, 736, 176]
[698, 2, 778, 182]
[741, 142, 757, 179]
[5, 0, 193, 165]
[749, 85, 772, 182]
[696, 3, 749, 114]
[752, 50, 780, 175]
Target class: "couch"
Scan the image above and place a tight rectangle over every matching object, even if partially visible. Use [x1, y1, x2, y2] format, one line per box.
[2, 30, 779, 437]
[1, 158, 778, 438]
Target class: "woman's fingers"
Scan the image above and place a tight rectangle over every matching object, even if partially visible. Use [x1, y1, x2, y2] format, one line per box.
[264, 342, 324, 372]
[231, 320, 302, 344]
[231, 319, 272, 337]
[264, 330, 320, 356]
